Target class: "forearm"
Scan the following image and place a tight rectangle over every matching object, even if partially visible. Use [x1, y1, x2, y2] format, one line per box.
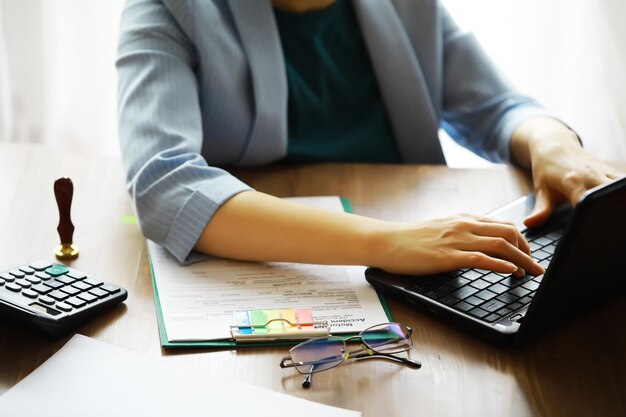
[194, 191, 392, 266]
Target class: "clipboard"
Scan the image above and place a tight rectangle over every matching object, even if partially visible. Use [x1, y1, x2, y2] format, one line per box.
[148, 197, 393, 348]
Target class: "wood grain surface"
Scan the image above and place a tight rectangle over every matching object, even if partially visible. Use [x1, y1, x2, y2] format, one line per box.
[0, 143, 624, 417]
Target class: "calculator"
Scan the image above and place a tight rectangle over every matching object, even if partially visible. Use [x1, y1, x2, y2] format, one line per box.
[0, 260, 127, 338]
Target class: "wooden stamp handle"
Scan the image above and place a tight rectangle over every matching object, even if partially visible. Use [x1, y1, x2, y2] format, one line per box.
[54, 177, 75, 245]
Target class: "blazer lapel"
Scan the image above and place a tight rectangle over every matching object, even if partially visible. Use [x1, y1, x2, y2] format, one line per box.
[228, 0, 288, 165]
[353, 0, 446, 164]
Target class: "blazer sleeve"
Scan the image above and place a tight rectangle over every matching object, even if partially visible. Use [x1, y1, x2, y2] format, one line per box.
[117, 0, 252, 264]
[439, 5, 554, 163]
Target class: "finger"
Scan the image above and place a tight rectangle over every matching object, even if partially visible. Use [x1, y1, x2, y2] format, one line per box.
[465, 237, 544, 275]
[524, 186, 555, 229]
[471, 221, 531, 256]
[452, 251, 518, 275]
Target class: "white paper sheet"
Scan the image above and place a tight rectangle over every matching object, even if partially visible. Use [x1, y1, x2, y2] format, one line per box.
[149, 196, 390, 342]
[0, 335, 361, 417]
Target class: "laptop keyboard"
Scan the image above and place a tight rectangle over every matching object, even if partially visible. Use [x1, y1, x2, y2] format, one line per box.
[411, 228, 564, 323]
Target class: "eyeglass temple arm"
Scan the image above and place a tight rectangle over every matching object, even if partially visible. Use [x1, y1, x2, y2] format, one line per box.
[349, 350, 421, 369]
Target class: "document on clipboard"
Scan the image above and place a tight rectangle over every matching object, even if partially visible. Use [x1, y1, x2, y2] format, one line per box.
[148, 196, 392, 348]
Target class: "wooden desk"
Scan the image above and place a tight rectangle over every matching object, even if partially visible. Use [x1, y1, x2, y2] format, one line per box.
[1, 143, 624, 416]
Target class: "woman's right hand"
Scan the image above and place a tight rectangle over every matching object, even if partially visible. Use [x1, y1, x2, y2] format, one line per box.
[369, 214, 544, 277]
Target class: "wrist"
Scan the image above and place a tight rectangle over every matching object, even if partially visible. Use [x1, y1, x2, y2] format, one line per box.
[512, 117, 581, 167]
[359, 219, 403, 269]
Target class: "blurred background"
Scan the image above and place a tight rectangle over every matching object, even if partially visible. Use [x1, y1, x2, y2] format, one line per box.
[0, 0, 624, 167]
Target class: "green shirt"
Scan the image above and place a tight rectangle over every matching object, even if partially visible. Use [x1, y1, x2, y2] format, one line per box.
[274, 0, 401, 163]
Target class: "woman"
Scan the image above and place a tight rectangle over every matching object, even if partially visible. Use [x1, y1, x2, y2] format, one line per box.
[117, 0, 620, 277]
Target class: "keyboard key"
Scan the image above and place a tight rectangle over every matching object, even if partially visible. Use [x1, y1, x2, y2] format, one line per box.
[522, 281, 540, 292]
[22, 289, 38, 298]
[0, 272, 14, 282]
[499, 277, 521, 288]
[532, 236, 553, 247]
[533, 275, 544, 283]
[423, 286, 454, 300]
[31, 283, 52, 294]
[67, 270, 87, 280]
[481, 299, 507, 313]
[539, 259, 551, 270]
[83, 278, 103, 287]
[89, 288, 110, 298]
[462, 270, 483, 280]
[48, 290, 70, 301]
[25, 276, 42, 285]
[35, 272, 51, 280]
[469, 279, 491, 290]
[509, 301, 525, 311]
[519, 296, 534, 305]
[77, 293, 98, 304]
[445, 276, 471, 289]
[508, 286, 531, 298]
[454, 301, 474, 312]
[452, 286, 478, 300]
[15, 279, 31, 289]
[55, 275, 76, 285]
[543, 244, 557, 255]
[100, 284, 121, 294]
[496, 293, 519, 305]
[438, 294, 459, 306]
[43, 280, 64, 290]
[65, 297, 87, 309]
[72, 281, 92, 291]
[56, 302, 72, 312]
[465, 295, 484, 306]
[533, 249, 551, 261]
[545, 231, 563, 241]
[45, 265, 70, 277]
[497, 307, 514, 316]
[29, 260, 52, 271]
[475, 289, 498, 301]
[482, 273, 503, 284]
[6, 282, 21, 292]
[9, 269, 25, 278]
[60, 286, 81, 296]
[19, 266, 35, 275]
[468, 308, 490, 319]
[485, 313, 502, 323]
[38, 295, 56, 305]
[528, 241, 543, 252]
[488, 283, 509, 295]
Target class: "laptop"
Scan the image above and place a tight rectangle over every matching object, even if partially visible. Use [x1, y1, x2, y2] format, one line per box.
[365, 175, 626, 344]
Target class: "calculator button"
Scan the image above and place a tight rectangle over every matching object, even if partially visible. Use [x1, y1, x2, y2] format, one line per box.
[100, 284, 121, 294]
[6, 282, 21, 292]
[0, 272, 14, 282]
[29, 260, 53, 271]
[22, 289, 38, 298]
[56, 302, 72, 312]
[9, 269, 25, 278]
[15, 279, 31, 289]
[31, 284, 52, 294]
[67, 270, 87, 280]
[25, 276, 42, 285]
[45, 265, 70, 277]
[83, 278, 102, 287]
[60, 286, 81, 296]
[77, 293, 98, 304]
[56, 275, 76, 285]
[72, 281, 92, 291]
[48, 290, 70, 301]
[19, 266, 35, 275]
[39, 296, 56, 305]
[43, 280, 64, 290]
[65, 297, 87, 309]
[35, 272, 51, 280]
[89, 288, 110, 299]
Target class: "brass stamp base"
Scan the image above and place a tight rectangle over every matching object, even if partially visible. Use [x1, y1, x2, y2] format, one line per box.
[55, 243, 79, 260]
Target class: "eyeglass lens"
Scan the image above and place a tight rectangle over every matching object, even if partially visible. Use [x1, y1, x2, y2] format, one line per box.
[290, 336, 346, 374]
[361, 323, 412, 353]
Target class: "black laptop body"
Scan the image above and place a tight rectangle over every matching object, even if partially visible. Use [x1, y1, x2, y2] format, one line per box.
[365, 176, 626, 344]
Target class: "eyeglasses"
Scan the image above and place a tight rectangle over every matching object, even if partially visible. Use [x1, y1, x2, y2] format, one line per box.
[279, 322, 421, 388]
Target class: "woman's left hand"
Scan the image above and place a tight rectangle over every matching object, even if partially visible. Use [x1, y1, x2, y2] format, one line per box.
[511, 117, 623, 228]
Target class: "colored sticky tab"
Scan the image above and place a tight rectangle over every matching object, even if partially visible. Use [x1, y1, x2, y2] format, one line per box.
[295, 308, 314, 330]
[280, 309, 297, 330]
[250, 310, 268, 334]
[265, 310, 283, 333]
[235, 311, 253, 335]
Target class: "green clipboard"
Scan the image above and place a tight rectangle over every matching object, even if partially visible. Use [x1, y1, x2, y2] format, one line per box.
[148, 197, 393, 348]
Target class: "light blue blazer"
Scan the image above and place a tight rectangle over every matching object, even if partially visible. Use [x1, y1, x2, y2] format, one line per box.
[117, 0, 551, 263]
